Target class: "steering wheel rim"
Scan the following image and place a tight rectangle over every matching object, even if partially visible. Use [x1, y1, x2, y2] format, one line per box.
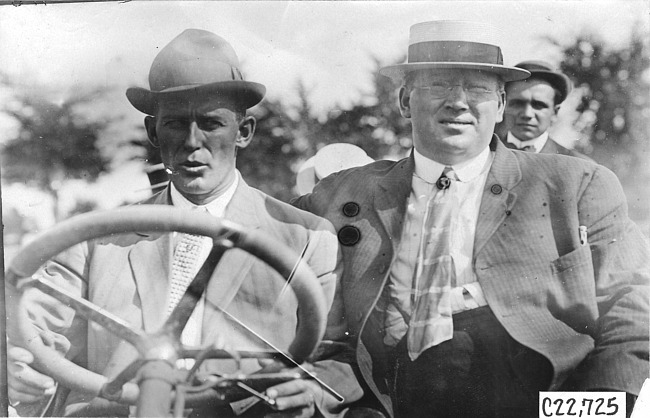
[7, 205, 328, 406]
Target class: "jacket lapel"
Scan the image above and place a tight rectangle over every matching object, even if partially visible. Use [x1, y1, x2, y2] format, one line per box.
[474, 140, 522, 256]
[540, 137, 560, 154]
[201, 180, 258, 342]
[129, 188, 174, 332]
[374, 155, 414, 253]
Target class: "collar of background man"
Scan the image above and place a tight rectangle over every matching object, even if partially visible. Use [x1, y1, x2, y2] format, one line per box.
[506, 130, 549, 153]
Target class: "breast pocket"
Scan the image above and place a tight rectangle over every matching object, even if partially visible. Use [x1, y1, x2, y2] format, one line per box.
[548, 245, 598, 333]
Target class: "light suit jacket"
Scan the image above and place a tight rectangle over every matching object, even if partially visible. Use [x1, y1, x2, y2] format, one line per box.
[10, 179, 362, 416]
[294, 139, 650, 417]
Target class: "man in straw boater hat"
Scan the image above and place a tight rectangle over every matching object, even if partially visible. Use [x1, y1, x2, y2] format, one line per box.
[6, 29, 364, 417]
[294, 20, 650, 417]
[497, 60, 592, 160]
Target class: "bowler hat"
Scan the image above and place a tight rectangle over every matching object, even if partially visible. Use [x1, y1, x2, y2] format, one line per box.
[513, 60, 572, 104]
[380, 20, 530, 83]
[126, 29, 266, 115]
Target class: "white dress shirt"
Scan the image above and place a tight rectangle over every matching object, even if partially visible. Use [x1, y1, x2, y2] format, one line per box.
[506, 130, 549, 153]
[383, 147, 492, 347]
[169, 172, 239, 347]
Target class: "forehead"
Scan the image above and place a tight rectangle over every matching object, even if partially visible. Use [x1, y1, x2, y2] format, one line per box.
[155, 95, 241, 117]
[506, 79, 555, 100]
[409, 68, 500, 85]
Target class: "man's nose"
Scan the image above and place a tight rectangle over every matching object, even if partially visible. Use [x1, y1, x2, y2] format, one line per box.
[444, 85, 470, 109]
[184, 121, 203, 149]
[520, 103, 535, 118]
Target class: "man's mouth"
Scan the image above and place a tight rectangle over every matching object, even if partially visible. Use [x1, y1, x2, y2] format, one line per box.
[440, 119, 473, 127]
[178, 161, 207, 173]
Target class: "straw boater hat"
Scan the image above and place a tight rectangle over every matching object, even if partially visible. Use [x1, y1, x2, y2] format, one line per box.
[512, 60, 573, 104]
[380, 20, 530, 83]
[126, 29, 266, 115]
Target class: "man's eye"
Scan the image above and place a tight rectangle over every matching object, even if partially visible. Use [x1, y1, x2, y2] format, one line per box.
[467, 86, 492, 94]
[163, 120, 186, 129]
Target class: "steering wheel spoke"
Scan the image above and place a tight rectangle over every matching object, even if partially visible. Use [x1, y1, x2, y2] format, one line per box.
[161, 242, 230, 340]
[28, 276, 147, 347]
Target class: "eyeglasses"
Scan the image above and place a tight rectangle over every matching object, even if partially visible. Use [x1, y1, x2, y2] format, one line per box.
[413, 84, 497, 100]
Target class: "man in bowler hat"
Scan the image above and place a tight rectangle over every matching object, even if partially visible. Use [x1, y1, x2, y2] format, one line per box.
[498, 60, 592, 160]
[7, 29, 362, 417]
[294, 20, 649, 417]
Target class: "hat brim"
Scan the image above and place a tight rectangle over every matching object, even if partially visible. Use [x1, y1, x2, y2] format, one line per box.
[379, 62, 531, 83]
[521, 70, 572, 103]
[126, 81, 266, 115]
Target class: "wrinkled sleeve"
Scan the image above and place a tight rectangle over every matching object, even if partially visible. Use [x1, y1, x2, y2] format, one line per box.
[5, 242, 90, 415]
[569, 165, 650, 395]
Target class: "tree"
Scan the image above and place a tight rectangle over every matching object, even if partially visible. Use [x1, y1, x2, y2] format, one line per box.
[319, 56, 412, 161]
[0, 81, 112, 219]
[238, 85, 316, 202]
[549, 27, 650, 231]
[556, 27, 650, 180]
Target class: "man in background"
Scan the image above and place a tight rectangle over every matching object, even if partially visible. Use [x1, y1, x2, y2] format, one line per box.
[498, 60, 592, 160]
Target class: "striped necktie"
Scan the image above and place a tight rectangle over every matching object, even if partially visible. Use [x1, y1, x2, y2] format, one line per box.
[407, 167, 457, 360]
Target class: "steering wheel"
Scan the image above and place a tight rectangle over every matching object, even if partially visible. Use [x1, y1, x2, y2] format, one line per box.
[6, 205, 328, 416]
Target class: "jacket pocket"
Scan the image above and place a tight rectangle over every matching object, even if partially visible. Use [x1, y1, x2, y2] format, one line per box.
[550, 245, 592, 275]
[548, 245, 598, 334]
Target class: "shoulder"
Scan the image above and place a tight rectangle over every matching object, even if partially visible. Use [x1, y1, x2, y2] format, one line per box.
[513, 150, 622, 199]
[255, 187, 336, 232]
[546, 138, 594, 162]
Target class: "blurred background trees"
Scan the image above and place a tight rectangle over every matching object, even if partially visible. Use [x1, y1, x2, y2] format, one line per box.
[0, 83, 112, 220]
[552, 26, 649, 227]
[2, 30, 648, 244]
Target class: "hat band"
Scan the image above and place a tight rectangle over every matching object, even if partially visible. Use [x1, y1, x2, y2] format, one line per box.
[408, 41, 503, 65]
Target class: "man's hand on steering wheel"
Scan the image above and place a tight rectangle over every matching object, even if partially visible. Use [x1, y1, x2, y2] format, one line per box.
[265, 378, 318, 418]
[253, 359, 319, 417]
[7, 344, 56, 405]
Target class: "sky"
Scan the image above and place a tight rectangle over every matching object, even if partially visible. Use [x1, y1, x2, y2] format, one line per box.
[0, 0, 648, 233]
[0, 1, 647, 114]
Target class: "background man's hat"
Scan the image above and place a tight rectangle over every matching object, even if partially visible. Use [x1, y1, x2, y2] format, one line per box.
[380, 20, 530, 83]
[513, 60, 573, 103]
[296, 143, 374, 195]
[126, 29, 266, 115]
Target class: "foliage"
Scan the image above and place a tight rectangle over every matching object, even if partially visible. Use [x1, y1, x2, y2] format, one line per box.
[555, 27, 650, 179]
[239, 57, 413, 201]
[319, 56, 412, 161]
[237, 94, 304, 201]
[0, 83, 112, 194]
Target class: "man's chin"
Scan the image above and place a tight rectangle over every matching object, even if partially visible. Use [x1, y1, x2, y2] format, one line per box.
[511, 129, 538, 141]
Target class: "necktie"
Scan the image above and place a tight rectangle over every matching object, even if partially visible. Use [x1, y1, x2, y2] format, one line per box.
[407, 167, 457, 360]
[167, 233, 204, 315]
[520, 145, 536, 152]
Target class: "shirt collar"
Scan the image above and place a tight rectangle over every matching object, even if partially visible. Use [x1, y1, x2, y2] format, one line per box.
[413, 145, 492, 183]
[506, 131, 549, 153]
[170, 171, 240, 217]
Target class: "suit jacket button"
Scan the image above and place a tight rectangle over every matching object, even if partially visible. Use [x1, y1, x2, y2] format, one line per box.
[490, 184, 503, 195]
[338, 225, 361, 246]
[342, 202, 360, 217]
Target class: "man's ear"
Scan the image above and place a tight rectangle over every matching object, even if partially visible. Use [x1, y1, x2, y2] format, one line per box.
[553, 104, 561, 115]
[495, 90, 506, 123]
[235, 115, 256, 149]
[398, 86, 412, 118]
[144, 116, 160, 148]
